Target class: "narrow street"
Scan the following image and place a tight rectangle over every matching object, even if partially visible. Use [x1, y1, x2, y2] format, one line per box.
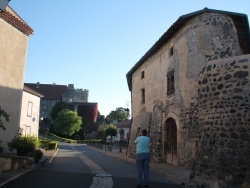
[2, 143, 181, 188]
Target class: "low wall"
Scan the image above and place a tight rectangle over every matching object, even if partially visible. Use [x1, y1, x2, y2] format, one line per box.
[0, 155, 31, 173]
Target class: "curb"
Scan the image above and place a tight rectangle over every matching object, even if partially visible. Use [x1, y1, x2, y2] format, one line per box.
[48, 148, 58, 164]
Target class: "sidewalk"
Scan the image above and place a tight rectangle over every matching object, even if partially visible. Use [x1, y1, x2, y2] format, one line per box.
[0, 145, 192, 187]
[0, 148, 58, 187]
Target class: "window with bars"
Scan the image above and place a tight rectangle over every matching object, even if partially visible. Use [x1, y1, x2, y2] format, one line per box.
[167, 70, 175, 95]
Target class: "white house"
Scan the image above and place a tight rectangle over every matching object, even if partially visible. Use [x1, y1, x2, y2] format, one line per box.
[20, 86, 43, 137]
[113, 120, 131, 143]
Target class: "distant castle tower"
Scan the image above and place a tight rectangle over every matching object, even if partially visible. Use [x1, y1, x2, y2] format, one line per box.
[62, 84, 89, 103]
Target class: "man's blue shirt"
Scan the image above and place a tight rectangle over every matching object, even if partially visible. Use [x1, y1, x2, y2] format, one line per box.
[134, 136, 150, 154]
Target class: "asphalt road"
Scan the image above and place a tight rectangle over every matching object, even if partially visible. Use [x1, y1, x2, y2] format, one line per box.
[2, 143, 181, 188]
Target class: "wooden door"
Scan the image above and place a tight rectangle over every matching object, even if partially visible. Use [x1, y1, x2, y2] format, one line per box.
[166, 118, 177, 165]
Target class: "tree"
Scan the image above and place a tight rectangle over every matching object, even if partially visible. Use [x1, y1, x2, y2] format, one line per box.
[50, 101, 69, 120]
[53, 109, 82, 136]
[106, 107, 129, 123]
[105, 124, 117, 144]
[0, 108, 9, 153]
[96, 123, 107, 142]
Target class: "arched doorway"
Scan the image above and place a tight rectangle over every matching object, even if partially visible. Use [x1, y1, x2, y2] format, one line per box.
[165, 118, 177, 165]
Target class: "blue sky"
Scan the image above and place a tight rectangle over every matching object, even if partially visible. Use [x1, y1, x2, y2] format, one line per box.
[9, 1, 250, 116]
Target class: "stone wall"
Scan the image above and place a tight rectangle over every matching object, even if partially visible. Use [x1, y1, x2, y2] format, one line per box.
[127, 11, 248, 169]
[150, 100, 164, 162]
[0, 155, 31, 173]
[194, 55, 250, 187]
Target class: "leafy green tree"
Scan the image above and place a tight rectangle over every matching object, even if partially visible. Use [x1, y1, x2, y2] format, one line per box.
[53, 109, 82, 136]
[50, 101, 69, 120]
[96, 124, 107, 142]
[106, 107, 129, 123]
[105, 124, 117, 143]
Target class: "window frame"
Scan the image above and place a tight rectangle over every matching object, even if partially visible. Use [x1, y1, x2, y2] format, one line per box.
[27, 101, 33, 117]
[141, 70, 145, 79]
[167, 70, 175, 96]
[141, 88, 145, 104]
[169, 46, 173, 57]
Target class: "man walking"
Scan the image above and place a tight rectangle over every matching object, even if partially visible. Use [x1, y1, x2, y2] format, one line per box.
[134, 129, 150, 188]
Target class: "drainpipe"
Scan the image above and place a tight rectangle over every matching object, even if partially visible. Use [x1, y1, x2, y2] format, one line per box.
[126, 95, 133, 156]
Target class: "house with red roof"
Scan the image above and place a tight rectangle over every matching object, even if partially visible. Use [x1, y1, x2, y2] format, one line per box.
[0, 5, 34, 153]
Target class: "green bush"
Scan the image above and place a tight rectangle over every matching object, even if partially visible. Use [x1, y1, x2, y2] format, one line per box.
[8, 135, 40, 156]
[47, 141, 59, 150]
[33, 149, 43, 159]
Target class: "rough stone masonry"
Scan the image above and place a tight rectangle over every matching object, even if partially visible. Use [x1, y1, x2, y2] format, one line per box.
[195, 55, 250, 187]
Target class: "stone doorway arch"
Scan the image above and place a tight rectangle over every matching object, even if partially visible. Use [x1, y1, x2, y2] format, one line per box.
[164, 118, 177, 165]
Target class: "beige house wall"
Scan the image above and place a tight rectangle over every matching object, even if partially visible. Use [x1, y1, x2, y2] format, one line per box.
[0, 7, 30, 153]
[20, 91, 41, 137]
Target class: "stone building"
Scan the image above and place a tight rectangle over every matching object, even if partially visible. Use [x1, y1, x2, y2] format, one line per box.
[126, 8, 250, 187]
[25, 83, 89, 121]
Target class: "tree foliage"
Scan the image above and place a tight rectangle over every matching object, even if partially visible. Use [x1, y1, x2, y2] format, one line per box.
[106, 107, 129, 123]
[0, 107, 9, 152]
[105, 124, 117, 143]
[8, 134, 40, 156]
[50, 101, 69, 120]
[0, 108, 9, 131]
[96, 124, 107, 142]
[53, 109, 82, 136]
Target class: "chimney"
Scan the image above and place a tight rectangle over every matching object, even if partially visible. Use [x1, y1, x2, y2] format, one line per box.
[68, 84, 74, 89]
[36, 82, 40, 88]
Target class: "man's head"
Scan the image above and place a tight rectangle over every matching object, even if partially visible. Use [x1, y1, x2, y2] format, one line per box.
[141, 129, 147, 136]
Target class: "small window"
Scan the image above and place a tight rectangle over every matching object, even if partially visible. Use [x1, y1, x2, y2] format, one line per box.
[25, 126, 31, 136]
[169, 47, 173, 57]
[141, 88, 145, 103]
[42, 104, 47, 110]
[141, 70, 145, 79]
[167, 70, 175, 95]
[27, 102, 33, 117]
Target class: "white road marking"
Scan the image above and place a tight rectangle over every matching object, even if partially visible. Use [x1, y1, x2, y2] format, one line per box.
[70, 146, 113, 188]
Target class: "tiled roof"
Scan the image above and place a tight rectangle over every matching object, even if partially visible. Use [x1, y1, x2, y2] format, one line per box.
[24, 83, 68, 100]
[126, 8, 250, 91]
[23, 86, 44, 98]
[116, 120, 131, 129]
[0, 7, 33, 36]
